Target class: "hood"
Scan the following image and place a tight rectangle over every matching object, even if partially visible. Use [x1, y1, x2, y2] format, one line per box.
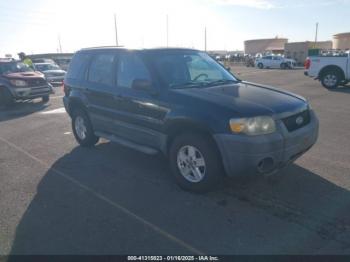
[170, 81, 307, 118]
[3, 71, 45, 79]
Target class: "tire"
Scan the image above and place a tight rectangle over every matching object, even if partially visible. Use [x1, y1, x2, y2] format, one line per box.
[71, 108, 99, 147]
[258, 63, 263, 69]
[169, 133, 223, 193]
[42, 95, 50, 103]
[321, 71, 340, 89]
[0, 87, 14, 108]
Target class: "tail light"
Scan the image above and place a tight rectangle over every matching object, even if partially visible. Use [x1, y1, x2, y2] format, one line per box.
[61, 80, 65, 93]
[304, 58, 311, 69]
[62, 80, 70, 96]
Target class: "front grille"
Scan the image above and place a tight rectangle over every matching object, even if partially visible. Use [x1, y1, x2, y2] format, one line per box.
[27, 78, 47, 87]
[30, 86, 50, 95]
[282, 110, 311, 132]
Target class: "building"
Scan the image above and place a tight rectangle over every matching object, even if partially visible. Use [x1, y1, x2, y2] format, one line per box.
[284, 41, 333, 65]
[333, 32, 350, 50]
[244, 37, 288, 55]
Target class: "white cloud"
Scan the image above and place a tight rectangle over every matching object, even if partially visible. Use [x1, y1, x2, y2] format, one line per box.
[213, 0, 276, 9]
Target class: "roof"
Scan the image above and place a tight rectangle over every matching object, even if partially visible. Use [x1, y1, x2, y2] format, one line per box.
[33, 62, 55, 65]
[333, 32, 350, 37]
[286, 40, 332, 44]
[244, 38, 288, 43]
[79, 46, 199, 53]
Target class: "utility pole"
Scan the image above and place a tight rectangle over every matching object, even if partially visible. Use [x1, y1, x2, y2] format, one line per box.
[58, 34, 62, 53]
[204, 27, 207, 52]
[114, 14, 119, 46]
[314, 22, 318, 48]
[166, 14, 169, 47]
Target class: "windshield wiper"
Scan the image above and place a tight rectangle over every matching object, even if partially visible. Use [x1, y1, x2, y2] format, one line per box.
[170, 81, 208, 89]
[205, 79, 238, 86]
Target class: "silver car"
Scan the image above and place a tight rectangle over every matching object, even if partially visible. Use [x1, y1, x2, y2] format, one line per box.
[34, 63, 66, 86]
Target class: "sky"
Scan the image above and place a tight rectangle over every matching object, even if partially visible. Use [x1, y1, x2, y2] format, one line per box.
[0, 0, 350, 57]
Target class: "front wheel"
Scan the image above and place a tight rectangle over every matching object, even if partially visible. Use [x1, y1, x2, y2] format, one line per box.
[321, 71, 340, 89]
[0, 87, 14, 108]
[258, 63, 264, 69]
[169, 134, 223, 193]
[72, 109, 99, 147]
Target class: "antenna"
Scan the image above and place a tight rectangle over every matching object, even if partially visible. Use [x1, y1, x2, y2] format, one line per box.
[166, 14, 169, 47]
[58, 34, 62, 53]
[314, 22, 319, 48]
[204, 27, 207, 52]
[114, 14, 119, 46]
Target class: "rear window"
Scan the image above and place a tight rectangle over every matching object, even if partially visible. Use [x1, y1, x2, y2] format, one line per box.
[66, 53, 90, 80]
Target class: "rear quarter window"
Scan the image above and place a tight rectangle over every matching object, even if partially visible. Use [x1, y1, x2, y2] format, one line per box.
[66, 53, 90, 80]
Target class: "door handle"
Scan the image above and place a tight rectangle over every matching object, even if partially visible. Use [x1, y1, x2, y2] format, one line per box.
[114, 94, 123, 101]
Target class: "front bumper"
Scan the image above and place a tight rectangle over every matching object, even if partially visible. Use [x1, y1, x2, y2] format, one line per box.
[214, 110, 319, 177]
[46, 76, 64, 86]
[12, 85, 52, 100]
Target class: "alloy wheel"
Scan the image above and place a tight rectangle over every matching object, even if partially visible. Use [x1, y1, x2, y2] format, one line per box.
[177, 145, 206, 183]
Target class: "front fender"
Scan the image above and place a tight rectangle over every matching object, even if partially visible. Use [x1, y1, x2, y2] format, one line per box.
[163, 108, 225, 134]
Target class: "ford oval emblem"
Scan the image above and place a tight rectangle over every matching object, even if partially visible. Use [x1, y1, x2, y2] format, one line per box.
[296, 116, 304, 125]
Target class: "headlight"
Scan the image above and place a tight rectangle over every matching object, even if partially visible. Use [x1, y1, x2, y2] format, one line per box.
[10, 79, 28, 87]
[230, 116, 276, 135]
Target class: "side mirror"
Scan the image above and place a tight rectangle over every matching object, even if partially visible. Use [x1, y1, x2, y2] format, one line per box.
[131, 79, 156, 94]
[226, 67, 231, 72]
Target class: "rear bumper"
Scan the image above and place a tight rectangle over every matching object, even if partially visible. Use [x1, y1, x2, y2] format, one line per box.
[214, 110, 319, 177]
[63, 96, 70, 115]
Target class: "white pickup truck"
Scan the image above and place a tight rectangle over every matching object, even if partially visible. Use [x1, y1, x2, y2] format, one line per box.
[304, 52, 350, 89]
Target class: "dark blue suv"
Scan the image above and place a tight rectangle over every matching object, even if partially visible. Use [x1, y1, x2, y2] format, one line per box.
[63, 47, 318, 192]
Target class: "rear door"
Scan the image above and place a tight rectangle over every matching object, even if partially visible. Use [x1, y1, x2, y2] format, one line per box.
[85, 52, 118, 133]
[112, 51, 168, 149]
[272, 56, 282, 68]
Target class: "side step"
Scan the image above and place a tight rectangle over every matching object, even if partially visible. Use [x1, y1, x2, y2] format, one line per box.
[95, 131, 159, 155]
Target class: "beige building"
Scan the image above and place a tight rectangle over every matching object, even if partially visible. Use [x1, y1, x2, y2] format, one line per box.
[244, 37, 288, 55]
[284, 41, 333, 65]
[333, 32, 350, 50]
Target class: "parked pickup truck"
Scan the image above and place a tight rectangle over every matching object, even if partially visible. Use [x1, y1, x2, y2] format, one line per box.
[304, 52, 350, 89]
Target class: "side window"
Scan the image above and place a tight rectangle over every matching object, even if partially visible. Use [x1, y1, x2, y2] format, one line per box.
[117, 53, 151, 89]
[66, 53, 90, 80]
[88, 54, 115, 86]
[266, 56, 272, 60]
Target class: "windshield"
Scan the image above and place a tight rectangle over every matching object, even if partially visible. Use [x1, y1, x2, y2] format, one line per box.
[0, 62, 33, 75]
[35, 64, 60, 71]
[149, 51, 238, 88]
